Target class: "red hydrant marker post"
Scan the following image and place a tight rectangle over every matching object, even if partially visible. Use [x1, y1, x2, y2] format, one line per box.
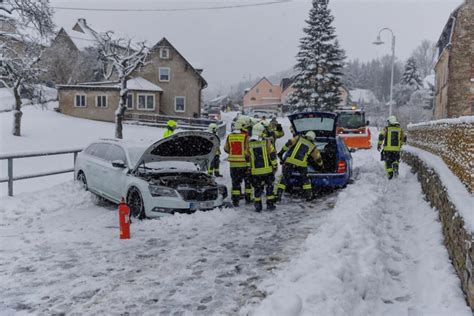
[118, 197, 131, 239]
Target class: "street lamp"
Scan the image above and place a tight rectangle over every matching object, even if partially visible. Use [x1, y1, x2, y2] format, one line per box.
[373, 27, 396, 116]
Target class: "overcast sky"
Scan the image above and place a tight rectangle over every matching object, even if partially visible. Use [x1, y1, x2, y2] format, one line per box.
[50, 0, 462, 97]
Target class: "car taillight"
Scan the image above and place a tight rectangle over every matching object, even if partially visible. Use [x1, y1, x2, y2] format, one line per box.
[337, 160, 346, 174]
[358, 127, 365, 134]
[337, 127, 344, 134]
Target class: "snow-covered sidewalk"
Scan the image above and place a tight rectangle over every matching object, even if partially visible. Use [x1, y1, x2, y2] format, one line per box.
[250, 148, 471, 316]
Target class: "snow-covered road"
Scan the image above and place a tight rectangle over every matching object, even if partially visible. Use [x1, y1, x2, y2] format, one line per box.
[0, 108, 470, 315]
[0, 174, 339, 315]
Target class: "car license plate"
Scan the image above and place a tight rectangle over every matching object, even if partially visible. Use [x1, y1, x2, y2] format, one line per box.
[190, 201, 214, 209]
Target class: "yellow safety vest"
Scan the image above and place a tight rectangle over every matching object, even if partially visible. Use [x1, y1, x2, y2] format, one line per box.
[383, 126, 403, 152]
[249, 140, 273, 175]
[163, 128, 173, 138]
[285, 136, 315, 167]
[227, 133, 247, 168]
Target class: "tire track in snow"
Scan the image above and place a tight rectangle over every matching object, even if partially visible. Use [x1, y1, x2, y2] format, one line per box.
[0, 180, 339, 315]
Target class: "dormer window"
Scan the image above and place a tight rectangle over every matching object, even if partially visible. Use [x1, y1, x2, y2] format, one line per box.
[160, 48, 170, 59]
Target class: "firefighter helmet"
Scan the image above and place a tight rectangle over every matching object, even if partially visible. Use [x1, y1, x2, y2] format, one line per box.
[252, 122, 266, 138]
[387, 115, 398, 125]
[167, 120, 177, 128]
[305, 131, 316, 141]
[208, 123, 218, 133]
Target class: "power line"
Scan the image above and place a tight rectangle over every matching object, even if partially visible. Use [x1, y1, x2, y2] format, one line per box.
[52, 0, 292, 12]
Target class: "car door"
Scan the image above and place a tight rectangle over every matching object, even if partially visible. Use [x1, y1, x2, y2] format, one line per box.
[101, 144, 129, 202]
[86, 143, 111, 196]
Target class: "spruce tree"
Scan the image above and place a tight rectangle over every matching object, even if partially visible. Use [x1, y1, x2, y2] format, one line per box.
[289, 0, 345, 112]
[401, 57, 423, 90]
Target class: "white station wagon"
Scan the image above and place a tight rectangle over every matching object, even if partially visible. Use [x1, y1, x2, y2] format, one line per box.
[74, 131, 228, 218]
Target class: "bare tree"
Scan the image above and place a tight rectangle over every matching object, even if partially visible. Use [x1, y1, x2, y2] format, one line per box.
[0, 0, 54, 37]
[0, 0, 54, 136]
[411, 40, 437, 78]
[1, 43, 43, 135]
[97, 32, 148, 139]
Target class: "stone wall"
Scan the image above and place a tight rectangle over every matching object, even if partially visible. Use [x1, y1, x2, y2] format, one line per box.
[407, 118, 474, 193]
[447, 0, 474, 118]
[402, 151, 474, 310]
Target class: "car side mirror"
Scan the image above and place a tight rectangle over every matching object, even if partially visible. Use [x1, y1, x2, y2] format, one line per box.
[112, 160, 126, 168]
[366, 120, 370, 126]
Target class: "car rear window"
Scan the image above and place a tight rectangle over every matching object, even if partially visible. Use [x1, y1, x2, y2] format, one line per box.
[106, 145, 127, 163]
[293, 117, 335, 133]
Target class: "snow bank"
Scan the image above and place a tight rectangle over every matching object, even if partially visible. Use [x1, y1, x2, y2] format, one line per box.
[404, 145, 474, 233]
[408, 116, 474, 128]
[250, 149, 470, 316]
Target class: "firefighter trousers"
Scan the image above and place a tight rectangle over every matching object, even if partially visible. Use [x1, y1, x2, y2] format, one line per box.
[252, 173, 275, 206]
[208, 155, 221, 176]
[276, 164, 312, 200]
[382, 150, 400, 179]
[230, 166, 252, 205]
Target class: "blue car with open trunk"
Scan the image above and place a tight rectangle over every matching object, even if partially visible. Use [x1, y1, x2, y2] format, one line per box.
[286, 111, 353, 191]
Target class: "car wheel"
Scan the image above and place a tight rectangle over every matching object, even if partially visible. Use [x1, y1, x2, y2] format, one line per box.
[77, 172, 88, 191]
[127, 187, 146, 219]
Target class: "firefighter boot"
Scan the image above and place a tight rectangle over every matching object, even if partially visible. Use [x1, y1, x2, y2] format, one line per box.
[254, 201, 263, 212]
[232, 196, 240, 207]
[214, 171, 223, 177]
[304, 189, 313, 202]
[267, 200, 276, 211]
[275, 188, 284, 203]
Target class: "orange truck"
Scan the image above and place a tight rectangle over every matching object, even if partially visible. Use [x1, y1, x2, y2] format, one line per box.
[335, 106, 372, 149]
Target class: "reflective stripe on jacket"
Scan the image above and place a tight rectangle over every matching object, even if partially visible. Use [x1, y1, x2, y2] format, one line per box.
[378, 126, 405, 152]
[248, 139, 277, 175]
[224, 132, 248, 168]
[285, 136, 316, 167]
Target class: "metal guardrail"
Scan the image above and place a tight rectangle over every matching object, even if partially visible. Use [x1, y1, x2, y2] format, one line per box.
[124, 113, 227, 139]
[0, 148, 83, 197]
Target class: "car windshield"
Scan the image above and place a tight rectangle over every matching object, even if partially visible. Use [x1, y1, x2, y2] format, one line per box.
[338, 112, 365, 129]
[127, 146, 147, 167]
[293, 116, 335, 133]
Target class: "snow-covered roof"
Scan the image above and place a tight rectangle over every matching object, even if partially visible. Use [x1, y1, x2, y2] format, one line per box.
[349, 89, 379, 104]
[58, 18, 100, 51]
[209, 95, 228, 103]
[126, 77, 163, 92]
[59, 77, 162, 92]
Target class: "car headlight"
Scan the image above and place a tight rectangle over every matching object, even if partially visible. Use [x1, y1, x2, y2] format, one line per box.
[148, 185, 178, 197]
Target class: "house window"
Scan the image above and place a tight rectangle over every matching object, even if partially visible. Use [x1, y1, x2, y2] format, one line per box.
[96, 95, 107, 108]
[250, 97, 256, 101]
[137, 94, 155, 110]
[269, 88, 273, 93]
[126, 94, 133, 109]
[74, 95, 86, 107]
[175, 96, 185, 112]
[256, 88, 260, 94]
[159, 67, 170, 82]
[160, 48, 170, 59]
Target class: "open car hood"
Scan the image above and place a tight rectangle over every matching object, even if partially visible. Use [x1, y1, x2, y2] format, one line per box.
[132, 131, 219, 172]
[288, 111, 337, 138]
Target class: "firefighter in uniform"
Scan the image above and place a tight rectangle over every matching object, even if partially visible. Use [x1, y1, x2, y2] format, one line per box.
[275, 131, 323, 201]
[247, 123, 278, 212]
[224, 119, 252, 206]
[268, 117, 285, 145]
[377, 115, 406, 179]
[207, 123, 222, 177]
[163, 120, 177, 138]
